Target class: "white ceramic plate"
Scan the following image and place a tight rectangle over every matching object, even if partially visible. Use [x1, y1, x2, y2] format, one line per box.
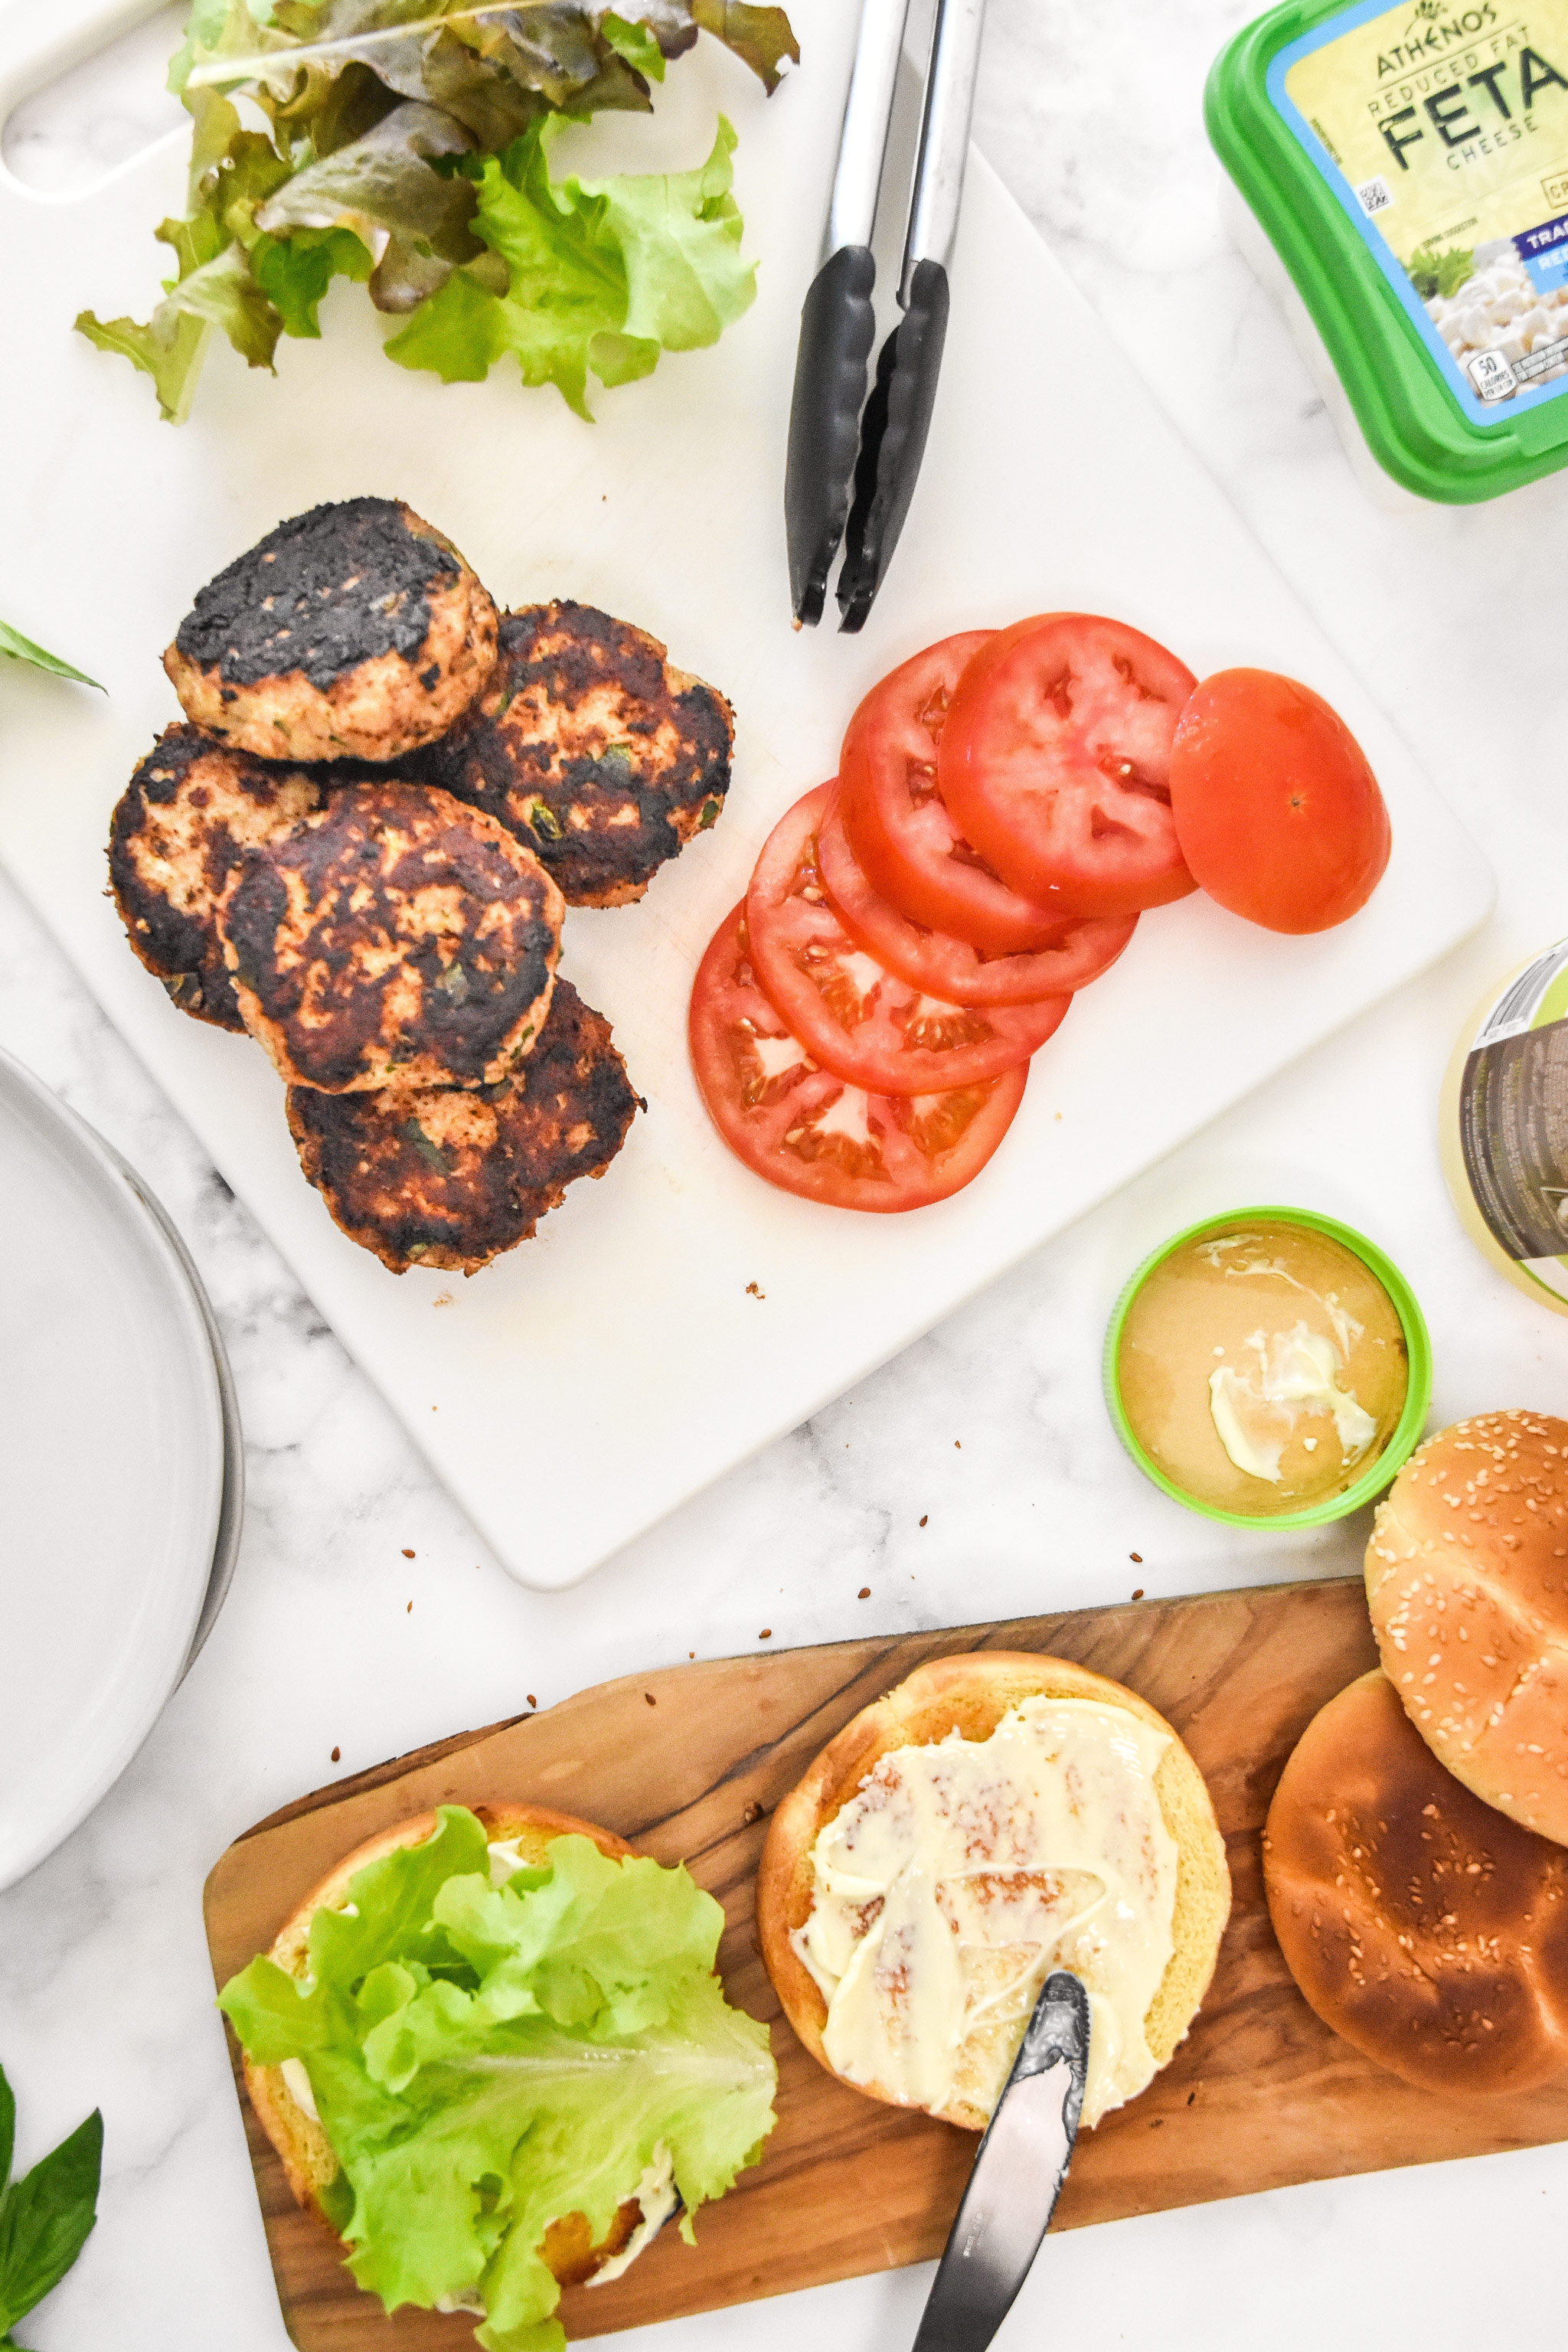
[106, 1139, 247, 1671]
[0, 1046, 224, 1890]
[0, 0, 1494, 1590]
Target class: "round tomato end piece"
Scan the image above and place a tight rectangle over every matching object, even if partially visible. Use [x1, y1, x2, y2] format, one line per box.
[1168, 668, 1391, 935]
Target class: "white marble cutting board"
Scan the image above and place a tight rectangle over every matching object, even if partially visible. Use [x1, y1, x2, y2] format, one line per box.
[0, 0, 1493, 1588]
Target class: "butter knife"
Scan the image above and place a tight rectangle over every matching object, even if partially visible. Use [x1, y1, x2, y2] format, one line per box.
[910, 1971, 1090, 2352]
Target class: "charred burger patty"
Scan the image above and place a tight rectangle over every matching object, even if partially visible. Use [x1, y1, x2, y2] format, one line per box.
[164, 497, 498, 763]
[420, 601, 733, 906]
[286, 978, 640, 1272]
[109, 724, 334, 1031]
[217, 781, 564, 1093]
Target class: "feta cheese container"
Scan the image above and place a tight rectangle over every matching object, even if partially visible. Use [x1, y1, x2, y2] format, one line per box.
[1208, 0, 1568, 499]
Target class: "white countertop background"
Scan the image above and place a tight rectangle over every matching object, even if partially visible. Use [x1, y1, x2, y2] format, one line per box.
[3, 2, 1567, 2345]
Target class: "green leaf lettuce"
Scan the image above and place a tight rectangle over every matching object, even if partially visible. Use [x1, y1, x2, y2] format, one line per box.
[385, 112, 753, 416]
[217, 1811, 776, 2352]
[79, 1, 792, 419]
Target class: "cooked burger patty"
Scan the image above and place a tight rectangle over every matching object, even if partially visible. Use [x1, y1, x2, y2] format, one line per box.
[286, 978, 641, 1273]
[218, 782, 564, 1092]
[109, 725, 330, 1031]
[420, 602, 733, 906]
[165, 498, 498, 763]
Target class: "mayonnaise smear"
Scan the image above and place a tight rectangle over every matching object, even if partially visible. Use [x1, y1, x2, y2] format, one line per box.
[1192, 1236, 1380, 1485]
[1207, 1322, 1377, 1484]
[792, 1697, 1179, 2128]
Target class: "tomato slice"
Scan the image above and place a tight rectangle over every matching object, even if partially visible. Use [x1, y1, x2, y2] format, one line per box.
[689, 903, 1027, 1212]
[838, 633, 1073, 955]
[745, 786, 1069, 1093]
[938, 614, 1198, 916]
[1168, 668, 1391, 935]
[816, 790, 1136, 1006]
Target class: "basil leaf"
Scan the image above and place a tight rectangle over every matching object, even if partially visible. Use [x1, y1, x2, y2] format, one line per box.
[0, 2069, 13, 2196]
[0, 622, 102, 691]
[0, 2108, 102, 2332]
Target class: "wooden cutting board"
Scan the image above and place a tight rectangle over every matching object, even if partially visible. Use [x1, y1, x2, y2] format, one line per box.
[203, 1577, 1568, 2349]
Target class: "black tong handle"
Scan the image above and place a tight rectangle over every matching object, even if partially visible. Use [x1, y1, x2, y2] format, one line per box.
[785, 247, 878, 631]
[838, 257, 949, 633]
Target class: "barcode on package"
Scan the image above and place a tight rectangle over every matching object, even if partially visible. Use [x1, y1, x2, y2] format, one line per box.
[1356, 177, 1393, 217]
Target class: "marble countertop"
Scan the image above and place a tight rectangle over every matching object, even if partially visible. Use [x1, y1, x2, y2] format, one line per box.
[3, 2, 1567, 2347]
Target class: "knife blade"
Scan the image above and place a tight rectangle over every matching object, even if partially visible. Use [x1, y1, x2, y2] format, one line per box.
[910, 1971, 1090, 2352]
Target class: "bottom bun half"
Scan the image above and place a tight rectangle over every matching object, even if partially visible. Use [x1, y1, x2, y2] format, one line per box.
[243, 1802, 645, 2288]
[755, 1649, 1231, 2131]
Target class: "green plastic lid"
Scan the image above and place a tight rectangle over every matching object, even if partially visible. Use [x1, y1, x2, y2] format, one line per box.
[1207, 0, 1568, 501]
[1102, 1205, 1432, 1530]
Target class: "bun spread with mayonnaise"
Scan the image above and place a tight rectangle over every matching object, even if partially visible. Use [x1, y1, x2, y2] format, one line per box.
[1264, 1670, 1568, 2095]
[756, 1651, 1230, 2133]
[1365, 1410, 1568, 1847]
[217, 1802, 776, 2352]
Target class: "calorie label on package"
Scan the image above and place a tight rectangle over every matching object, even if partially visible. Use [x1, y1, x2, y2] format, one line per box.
[1459, 1019, 1568, 1292]
[1272, 0, 1568, 423]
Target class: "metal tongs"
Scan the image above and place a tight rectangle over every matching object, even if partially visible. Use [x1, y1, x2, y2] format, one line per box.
[786, 0, 988, 632]
[910, 1972, 1089, 2352]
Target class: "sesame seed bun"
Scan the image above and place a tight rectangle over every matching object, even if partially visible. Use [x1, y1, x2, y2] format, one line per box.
[242, 1802, 645, 2288]
[1263, 1669, 1568, 2094]
[755, 1650, 1230, 2131]
[1365, 1412, 1568, 1846]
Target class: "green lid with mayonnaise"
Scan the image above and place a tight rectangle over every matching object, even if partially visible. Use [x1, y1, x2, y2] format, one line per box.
[1207, 0, 1568, 500]
[1103, 1206, 1432, 1530]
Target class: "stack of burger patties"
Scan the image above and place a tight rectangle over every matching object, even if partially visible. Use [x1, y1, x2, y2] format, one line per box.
[109, 498, 733, 1274]
[1265, 1409, 1568, 2095]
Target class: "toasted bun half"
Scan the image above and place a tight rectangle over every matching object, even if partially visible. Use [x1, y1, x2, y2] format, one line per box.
[1366, 1411, 1568, 1845]
[243, 1802, 644, 2288]
[755, 1650, 1231, 2129]
[1264, 1670, 1568, 2094]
